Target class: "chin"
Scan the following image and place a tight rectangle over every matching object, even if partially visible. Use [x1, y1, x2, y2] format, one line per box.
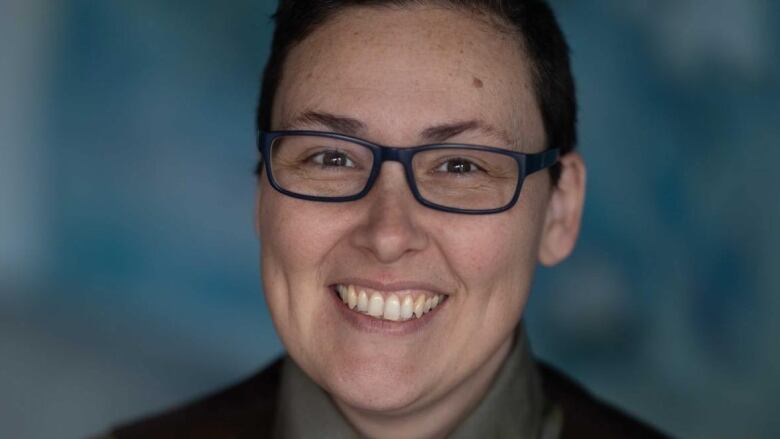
[299, 340, 432, 413]
[325, 362, 427, 413]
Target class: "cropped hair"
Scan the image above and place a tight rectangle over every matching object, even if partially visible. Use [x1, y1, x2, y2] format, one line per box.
[257, 0, 576, 182]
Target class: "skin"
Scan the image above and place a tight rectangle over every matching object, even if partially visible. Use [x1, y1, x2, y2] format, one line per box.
[256, 5, 586, 438]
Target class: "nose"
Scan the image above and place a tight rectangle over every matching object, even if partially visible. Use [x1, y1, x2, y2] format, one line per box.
[349, 162, 429, 264]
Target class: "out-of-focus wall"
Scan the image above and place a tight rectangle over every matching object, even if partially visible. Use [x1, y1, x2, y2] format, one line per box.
[1, 1, 777, 438]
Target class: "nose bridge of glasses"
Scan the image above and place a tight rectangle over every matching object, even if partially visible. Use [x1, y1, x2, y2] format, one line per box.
[376, 144, 413, 164]
[372, 145, 418, 191]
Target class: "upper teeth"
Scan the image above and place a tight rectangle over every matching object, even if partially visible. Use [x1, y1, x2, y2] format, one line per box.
[336, 284, 445, 322]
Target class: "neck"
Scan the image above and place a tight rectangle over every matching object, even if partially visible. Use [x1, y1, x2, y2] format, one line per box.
[333, 336, 514, 439]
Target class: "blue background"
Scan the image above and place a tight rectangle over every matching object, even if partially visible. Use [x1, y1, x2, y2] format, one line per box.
[1, 1, 778, 437]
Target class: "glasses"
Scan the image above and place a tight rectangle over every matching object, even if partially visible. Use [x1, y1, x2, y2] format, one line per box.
[257, 130, 559, 214]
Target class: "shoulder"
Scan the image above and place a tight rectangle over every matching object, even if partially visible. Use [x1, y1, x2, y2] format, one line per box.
[107, 357, 283, 439]
[537, 361, 669, 439]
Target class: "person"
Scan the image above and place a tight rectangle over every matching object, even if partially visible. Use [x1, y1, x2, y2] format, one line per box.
[104, 0, 666, 437]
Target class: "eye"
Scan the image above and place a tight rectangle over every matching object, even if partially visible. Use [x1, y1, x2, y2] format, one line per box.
[310, 150, 356, 168]
[434, 158, 481, 174]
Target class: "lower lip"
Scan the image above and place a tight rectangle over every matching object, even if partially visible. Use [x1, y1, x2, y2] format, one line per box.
[329, 287, 447, 336]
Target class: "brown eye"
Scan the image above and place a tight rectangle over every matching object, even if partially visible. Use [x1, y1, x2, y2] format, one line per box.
[311, 150, 355, 168]
[436, 158, 478, 174]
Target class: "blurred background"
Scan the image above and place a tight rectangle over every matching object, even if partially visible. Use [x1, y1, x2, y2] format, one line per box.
[1, 0, 778, 437]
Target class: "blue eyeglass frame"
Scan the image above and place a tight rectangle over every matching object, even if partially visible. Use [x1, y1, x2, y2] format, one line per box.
[257, 130, 559, 215]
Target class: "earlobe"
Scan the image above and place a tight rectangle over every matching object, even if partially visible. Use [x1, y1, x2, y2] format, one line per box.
[538, 151, 586, 266]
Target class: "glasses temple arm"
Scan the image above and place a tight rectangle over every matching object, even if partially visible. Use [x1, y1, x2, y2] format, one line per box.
[525, 148, 560, 174]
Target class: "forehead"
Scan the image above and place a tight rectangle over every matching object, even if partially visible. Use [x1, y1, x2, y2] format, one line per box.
[273, 5, 544, 149]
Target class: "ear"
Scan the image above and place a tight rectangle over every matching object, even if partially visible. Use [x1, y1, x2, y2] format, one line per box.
[538, 151, 586, 266]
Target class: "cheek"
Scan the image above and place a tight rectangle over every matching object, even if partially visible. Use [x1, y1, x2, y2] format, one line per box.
[445, 214, 538, 283]
[438, 200, 546, 331]
[257, 190, 349, 366]
[258, 188, 329, 324]
[257, 185, 360, 317]
[259, 186, 335, 276]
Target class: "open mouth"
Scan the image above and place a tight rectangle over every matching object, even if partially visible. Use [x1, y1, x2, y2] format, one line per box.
[332, 284, 447, 322]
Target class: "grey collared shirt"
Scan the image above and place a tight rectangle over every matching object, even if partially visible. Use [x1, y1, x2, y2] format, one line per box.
[272, 325, 562, 438]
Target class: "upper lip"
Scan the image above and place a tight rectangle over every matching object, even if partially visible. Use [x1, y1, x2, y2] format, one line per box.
[330, 278, 450, 295]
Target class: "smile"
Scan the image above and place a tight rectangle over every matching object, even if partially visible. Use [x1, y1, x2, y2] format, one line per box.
[334, 284, 447, 322]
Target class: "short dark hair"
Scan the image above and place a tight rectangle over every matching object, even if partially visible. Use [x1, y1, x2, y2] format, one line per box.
[256, 0, 576, 182]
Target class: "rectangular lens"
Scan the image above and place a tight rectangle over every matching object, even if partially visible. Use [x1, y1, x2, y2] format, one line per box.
[413, 148, 519, 210]
[270, 135, 373, 197]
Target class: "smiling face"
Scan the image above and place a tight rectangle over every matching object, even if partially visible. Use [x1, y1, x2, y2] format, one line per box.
[258, 5, 559, 419]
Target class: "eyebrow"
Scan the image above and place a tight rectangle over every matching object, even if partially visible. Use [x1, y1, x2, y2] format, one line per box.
[284, 110, 515, 147]
[285, 111, 366, 136]
[420, 120, 514, 146]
